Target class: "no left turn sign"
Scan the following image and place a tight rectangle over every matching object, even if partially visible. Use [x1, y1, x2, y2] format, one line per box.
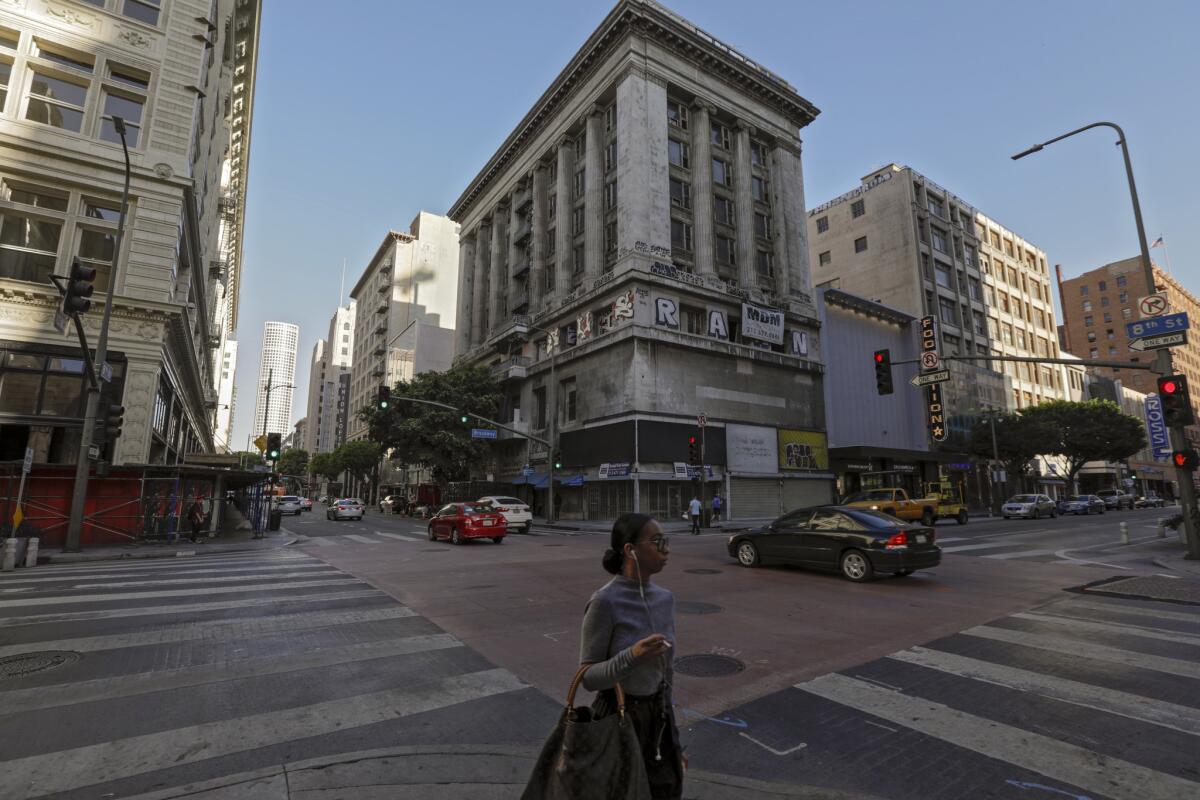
[1139, 293, 1168, 318]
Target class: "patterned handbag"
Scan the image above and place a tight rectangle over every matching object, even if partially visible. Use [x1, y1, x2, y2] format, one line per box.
[521, 663, 652, 800]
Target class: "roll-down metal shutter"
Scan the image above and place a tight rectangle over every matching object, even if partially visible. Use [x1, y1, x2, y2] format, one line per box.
[782, 479, 833, 512]
[730, 477, 781, 519]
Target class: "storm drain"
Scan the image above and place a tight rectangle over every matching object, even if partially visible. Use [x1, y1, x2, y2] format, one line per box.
[0, 651, 80, 679]
[676, 601, 722, 615]
[684, 568, 723, 575]
[1077, 575, 1200, 606]
[674, 654, 745, 678]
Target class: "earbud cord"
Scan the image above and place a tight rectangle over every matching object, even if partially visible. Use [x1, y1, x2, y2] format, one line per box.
[633, 552, 672, 763]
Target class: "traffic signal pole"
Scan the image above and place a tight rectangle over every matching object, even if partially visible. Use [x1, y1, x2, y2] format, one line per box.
[64, 117, 131, 553]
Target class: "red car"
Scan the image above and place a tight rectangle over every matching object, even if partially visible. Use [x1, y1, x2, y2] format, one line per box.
[427, 502, 507, 545]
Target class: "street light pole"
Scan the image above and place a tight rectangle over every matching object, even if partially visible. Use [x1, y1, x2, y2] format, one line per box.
[65, 116, 131, 552]
[1013, 122, 1200, 559]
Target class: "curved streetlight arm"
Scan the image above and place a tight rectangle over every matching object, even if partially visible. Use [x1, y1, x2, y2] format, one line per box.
[1010, 121, 1126, 160]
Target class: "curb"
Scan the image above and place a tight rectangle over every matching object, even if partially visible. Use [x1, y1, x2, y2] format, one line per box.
[38, 536, 297, 564]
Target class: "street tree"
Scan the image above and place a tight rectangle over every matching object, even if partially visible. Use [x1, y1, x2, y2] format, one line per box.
[309, 451, 342, 482]
[276, 448, 309, 477]
[358, 364, 500, 485]
[1020, 400, 1147, 490]
[233, 450, 265, 468]
[967, 413, 1057, 477]
[333, 440, 382, 488]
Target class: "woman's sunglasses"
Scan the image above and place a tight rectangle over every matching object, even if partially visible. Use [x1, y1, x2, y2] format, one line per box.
[644, 535, 670, 553]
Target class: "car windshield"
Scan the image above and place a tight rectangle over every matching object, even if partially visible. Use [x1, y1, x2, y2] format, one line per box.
[492, 497, 523, 505]
[1065, 496, 1087, 502]
[461, 504, 486, 514]
[1010, 495, 1038, 503]
[337, 499, 360, 506]
[280, 496, 299, 502]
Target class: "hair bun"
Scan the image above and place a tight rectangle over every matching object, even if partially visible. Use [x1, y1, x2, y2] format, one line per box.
[601, 547, 624, 575]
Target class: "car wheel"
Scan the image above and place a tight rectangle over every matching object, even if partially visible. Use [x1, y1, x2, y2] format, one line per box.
[956, 509, 968, 525]
[840, 550, 874, 582]
[451, 527, 463, 546]
[1100, 508, 1105, 514]
[427, 524, 437, 541]
[894, 569, 914, 577]
[492, 536, 504, 544]
[735, 541, 759, 567]
[1050, 507, 1058, 518]
[524, 522, 533, 534]
[1032, 508, 1040, 520]
[1003, 515, 1009, 520]
[921, 509, 935, 527]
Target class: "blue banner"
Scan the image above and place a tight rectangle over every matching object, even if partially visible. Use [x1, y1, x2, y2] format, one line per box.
[1126, 312, 1188, 340]
[470, 428, 497, 440]
[1144, 395, 1170, 460]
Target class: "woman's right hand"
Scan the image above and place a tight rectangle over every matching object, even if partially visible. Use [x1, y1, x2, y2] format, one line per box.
[631, 634, 672, 662]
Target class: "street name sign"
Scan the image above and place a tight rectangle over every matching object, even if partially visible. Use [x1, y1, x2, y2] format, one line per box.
[1129, 331, 1187, 352]
[1139, 292, 1168, 318]
[910, 368, 951, 387]
[522, 465, 534, 477]
[470, 427, 498, 440]
[1126, 311, 1188, 340]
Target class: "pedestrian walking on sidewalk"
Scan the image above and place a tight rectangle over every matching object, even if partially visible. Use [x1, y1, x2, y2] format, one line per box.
[580, 513, 684, 798]
[711, 492, 722, 523]
[186, 496, 206, 543]
[688, 495, 701, 535]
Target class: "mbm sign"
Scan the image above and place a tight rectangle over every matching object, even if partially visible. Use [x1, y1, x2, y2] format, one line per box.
[1144, 394, 1171, 460]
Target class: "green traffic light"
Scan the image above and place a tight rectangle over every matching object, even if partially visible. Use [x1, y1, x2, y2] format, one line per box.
[460, 414, 469, 424]
[380, 401, 389, 409]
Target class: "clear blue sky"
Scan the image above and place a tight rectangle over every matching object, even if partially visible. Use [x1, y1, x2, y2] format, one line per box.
[232, 0, 1200, 448]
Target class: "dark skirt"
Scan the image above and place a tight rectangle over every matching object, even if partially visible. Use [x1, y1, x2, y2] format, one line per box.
[593, 688, 684, 800]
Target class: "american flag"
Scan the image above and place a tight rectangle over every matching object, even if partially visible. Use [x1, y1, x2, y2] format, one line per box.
[1151, 236, 1164, 248]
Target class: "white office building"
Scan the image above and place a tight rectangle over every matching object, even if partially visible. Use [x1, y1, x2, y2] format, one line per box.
[252, 321, 297, 438]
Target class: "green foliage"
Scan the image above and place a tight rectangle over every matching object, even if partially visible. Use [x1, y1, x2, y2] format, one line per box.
[1019, 400, 1148, 482]
[308, 451, 342, 481]
[968, 413, 1057, 475]
[233, 450, 265, 468]
[276, 448, 309, 477]
[358, 364, 501, 484]
[333, 440, 382, 484]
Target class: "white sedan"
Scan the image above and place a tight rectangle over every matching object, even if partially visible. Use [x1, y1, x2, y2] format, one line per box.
[326, 498, 364, 521]
[275, 495, 302, 515]
[477, 496, 533, 533]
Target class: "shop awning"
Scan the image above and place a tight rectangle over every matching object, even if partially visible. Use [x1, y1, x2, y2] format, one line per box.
[508, 473, 585, 488]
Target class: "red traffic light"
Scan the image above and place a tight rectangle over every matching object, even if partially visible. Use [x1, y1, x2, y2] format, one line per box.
[874, 352, 884, 363]
[1162, 380, 1179, 395]
[688, 436, 696, 445]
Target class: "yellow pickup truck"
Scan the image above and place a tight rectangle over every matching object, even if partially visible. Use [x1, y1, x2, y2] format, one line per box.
[842, 488, 942, 526]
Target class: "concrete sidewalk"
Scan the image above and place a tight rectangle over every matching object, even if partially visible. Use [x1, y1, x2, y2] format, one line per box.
[34, 528, 296, 565]
[121, 744, 880, 800]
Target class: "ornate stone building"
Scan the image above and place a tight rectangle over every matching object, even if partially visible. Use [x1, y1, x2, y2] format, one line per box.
[0, 0, 260, 465]
[451, 0, 829, 520]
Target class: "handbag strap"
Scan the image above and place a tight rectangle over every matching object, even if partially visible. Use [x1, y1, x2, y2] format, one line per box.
[566, 662, 625, 719]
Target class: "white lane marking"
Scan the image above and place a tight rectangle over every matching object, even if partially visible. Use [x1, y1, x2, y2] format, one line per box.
[63, 570, 340, 590]
[941, 542, 1022, 553]
[373, 531, 420, 542]
[1156, 573, 1181, 579]
[1013, 611, 1200, 646]
[344, 534, 378, 544]
[1058, 599, 1200, 624]
[0, 562, 334, 585]
[0, 605, 416, 658]
[962, 625, 1200, 679]
[933, 536, 968, 543]
[1052, 548, 1133, 570]
[21, 553, 313, 577]
[982, 549, 1060, 560]
[736, 732, 807, 756]
[794, 673, 1200, 800]
[0, 589, 384, 627]
[0, 578, 366, 610]
[0, 668, 527, 798]
[0, 633, 463, 716]
[891, 646, 1200, 736]
[304, 537, 338, 546]
[862, 720, 899, 733]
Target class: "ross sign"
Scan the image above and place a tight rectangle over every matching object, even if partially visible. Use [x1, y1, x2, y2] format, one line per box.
[1126, 312, 1188, 340]
[741, 303, 784, 345]
[22, 446, 34, 474]
[910, 368, 951, 387]
[927, 381, 948, 442]
[99, 361, 112, 383]
[777, 429, 828, 471]
[599, 462, 631, 479]
[470, 428, 498, 440]
[1129, 331, 1187, 352]
[1139, 293, 1168, 318]
[1144, 395, 1170, 460]
[697, 414, 707, 428]
[920, 351, 940, 370]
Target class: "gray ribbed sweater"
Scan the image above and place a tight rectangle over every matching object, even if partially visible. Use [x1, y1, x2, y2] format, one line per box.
[579, 575, 676, 700]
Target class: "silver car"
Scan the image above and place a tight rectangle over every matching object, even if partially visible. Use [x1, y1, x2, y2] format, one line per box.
[1002, 494, 1058, 520]
[275, 495, 302, 515]
[326, 498, 364, 521]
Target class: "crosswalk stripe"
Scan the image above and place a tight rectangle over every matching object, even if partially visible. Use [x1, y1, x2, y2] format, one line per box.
[963, 625, 1200, 679]
[0, 561, 334, 585]
[933, 536, 967, 543]
[0, 605, 416, 658]
[374, 531, 420, 541]
[62, 569, 340, 590]
[794, 673, 1200, 800]
[940, 542, 1017, 553]
[23, 553, 314, 576]
[0, 589, 385, 627]
[305, 537, 338, 546]
[0, 667, 527, 798]
[1012, 611, 1200, 647]
[1054, 599, 1200, 625]
[0, 633, 463, 716]
[889, 646, 1200, 736]
[344, 534, 379, 544]
[0, 578, 366, 610]
[982, 549, 1059, 560]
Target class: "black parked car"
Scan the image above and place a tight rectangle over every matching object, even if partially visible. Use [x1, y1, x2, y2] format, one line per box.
[727, 505, 941, 582]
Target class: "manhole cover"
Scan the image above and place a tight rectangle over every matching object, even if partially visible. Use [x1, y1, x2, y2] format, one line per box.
[1077, 575, 1200, 606]
[674, 654, 744, 678]
[676, 601, 722, 614]
[0, 651, 80, 679]
[684, 568, 722, 575]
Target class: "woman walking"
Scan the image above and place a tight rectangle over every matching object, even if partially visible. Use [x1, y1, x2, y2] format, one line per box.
[579, 513, 684, 799]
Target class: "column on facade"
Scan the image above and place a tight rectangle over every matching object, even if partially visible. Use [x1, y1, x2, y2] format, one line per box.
[767, 145, 791, 300]
[455, 234, 476, 354]
[774, 141, 809, 299]
[554, 135, 573, 299]
[584, 107, 605, 280]
[734, 121, 757, 289]
[615, 65, 669, 256]
[690, 102, 715, 275]
[488, 207, 506, 332]
[470, 220, 490, 345]
[508, 187, 522, 314]
[530, 163, 548, 311]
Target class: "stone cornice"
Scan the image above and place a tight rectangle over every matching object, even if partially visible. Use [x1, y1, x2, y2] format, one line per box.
[448, 0, 819, 222]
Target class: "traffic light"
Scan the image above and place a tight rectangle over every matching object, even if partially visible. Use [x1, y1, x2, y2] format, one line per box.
[1171, 449, 1199, 471]
[459, 411, 470, 424]
[552, 449, 562, 470]
[63, 259, 96, 315]
[687, 435, 699, 466]
[873, 349, 893, 395]
[377, 385, 390, 410]
[266, 432, 281, 461]
[1158, 374, 1195, 426]
[103, 404, 124, 440]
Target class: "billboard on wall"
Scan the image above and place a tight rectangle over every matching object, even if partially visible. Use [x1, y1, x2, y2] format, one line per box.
[777, 429, 828, 471]
[726, 424, 777, 474]
[741, 303, 784, 345]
